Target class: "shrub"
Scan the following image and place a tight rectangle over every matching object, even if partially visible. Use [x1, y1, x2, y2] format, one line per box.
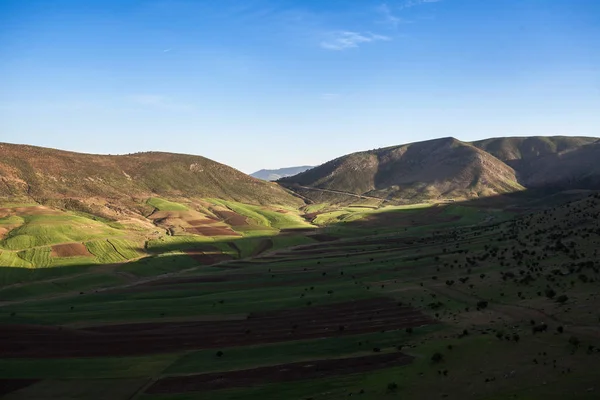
[387, 382, 399, 392]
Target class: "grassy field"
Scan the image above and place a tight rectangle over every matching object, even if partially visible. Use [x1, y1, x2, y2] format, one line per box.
[1, 193, 599, 399]
[147, 197, 189, 211]
[0, 213, 124, 251]
[208, 199, 314, 230]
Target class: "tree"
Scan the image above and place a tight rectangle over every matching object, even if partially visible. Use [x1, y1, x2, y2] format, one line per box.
[387, 382, 399, 392]
[431, 352, 444, 363]
[568, 336, 580, 347]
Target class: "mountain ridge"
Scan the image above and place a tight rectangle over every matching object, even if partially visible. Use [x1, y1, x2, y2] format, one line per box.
[0, 142, 303, 216]
[280, 136, 600, 202]
[251, 166, 314, 181]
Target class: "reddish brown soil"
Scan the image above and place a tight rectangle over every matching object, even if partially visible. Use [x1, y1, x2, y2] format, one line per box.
[183, 250, 233, 265]
[117, 271, 330, 294]
[0, 298, 435, 358]
[212, 210, 249, 226]
[185, 226, 240, 236]
[279, 228, 315, 234]
[187, 218, 218, 226]
[50, 243, 92, 258]
[309, 234, 339, 242]
[251, 239, 273, 256]
[303, 212, 320, 222]
[0, 379, 39, 396]
[147, 352, 414, 394]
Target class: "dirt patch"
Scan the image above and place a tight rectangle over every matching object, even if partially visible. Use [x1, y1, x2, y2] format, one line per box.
[185, 226, 240, 236]
[183, 250, 234, 265]
[147, 352, 414, 394]
[0, 379, 40, 397]
[212, 210, 249, 226]
[303, 212, 320, 222]
[186, 219, 218, 226]
[279, 228, 315, 234]
[0, 206, 58, 217]
[309, 234, 339, 242]
[0, 298, 435, 358]
[51, 243, 92, 258]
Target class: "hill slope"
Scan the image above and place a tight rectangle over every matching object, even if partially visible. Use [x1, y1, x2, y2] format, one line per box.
[0, 143, 303, 209]
[522, 141, 600, 189]
[251, 166, 314, 181]
[280, 137, 523, 201]
[472, 136, 598, 183]
[471, 136, 597, 163]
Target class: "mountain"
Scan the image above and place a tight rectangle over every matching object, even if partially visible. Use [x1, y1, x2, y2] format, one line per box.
[472, 136, 598, 184]
[0, 143, 303, 214]
[521, 141, 600, 189]
[280, 136, 600, 202]
[280, 137, 523, 201]
[251, 166, 314, 181]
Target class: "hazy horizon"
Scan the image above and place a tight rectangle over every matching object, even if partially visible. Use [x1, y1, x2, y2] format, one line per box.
[2, 0, 599, 173]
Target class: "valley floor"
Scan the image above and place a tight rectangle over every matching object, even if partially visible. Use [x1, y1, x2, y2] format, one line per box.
[0, 193, 599, 399]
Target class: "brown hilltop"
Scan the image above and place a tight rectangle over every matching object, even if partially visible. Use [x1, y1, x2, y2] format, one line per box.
[0, 143, 303, 210]
[281, 136, 600, 202]
[280, 137, 524, 201]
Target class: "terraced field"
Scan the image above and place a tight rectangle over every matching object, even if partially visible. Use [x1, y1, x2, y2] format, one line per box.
[1, 194, 600, 399]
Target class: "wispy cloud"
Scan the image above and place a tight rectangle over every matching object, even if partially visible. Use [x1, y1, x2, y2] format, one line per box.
[126, 95, 193, 111]
[376, 3, 406, 28]
[320, 31, 390, 51]
[399, 0, 442, 10]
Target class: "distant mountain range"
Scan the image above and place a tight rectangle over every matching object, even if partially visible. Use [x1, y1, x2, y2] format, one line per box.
[280, 136, 600, 202]
[251, 166, 314, 181]
[2, 136, 600, 214]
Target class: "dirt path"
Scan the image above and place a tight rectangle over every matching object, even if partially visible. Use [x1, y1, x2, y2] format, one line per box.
[284, 185, 389, 201]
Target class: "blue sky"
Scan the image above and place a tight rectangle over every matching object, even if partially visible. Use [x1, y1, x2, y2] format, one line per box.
[1, 0, 599, 173]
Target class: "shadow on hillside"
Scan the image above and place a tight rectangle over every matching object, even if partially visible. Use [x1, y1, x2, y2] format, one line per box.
[0, 187, 597, 303]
